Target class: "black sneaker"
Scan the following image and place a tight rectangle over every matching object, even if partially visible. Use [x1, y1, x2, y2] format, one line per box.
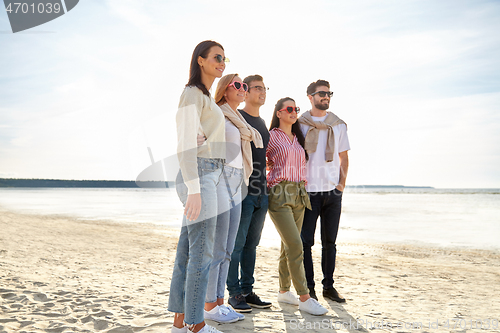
[323, 287, 346, 303]
[228, 294, 252, 313]
[245, 292, 272, 309]
[309, 288, 318, 301]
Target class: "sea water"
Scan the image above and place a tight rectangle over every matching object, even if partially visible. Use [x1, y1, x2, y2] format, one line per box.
[0, 187, 498, 250]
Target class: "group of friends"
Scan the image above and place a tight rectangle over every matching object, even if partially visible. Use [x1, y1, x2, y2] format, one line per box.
[168, 40, 350, 333]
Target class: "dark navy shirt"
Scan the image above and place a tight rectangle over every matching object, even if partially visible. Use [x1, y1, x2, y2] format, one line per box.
[239, 109, 270, 196]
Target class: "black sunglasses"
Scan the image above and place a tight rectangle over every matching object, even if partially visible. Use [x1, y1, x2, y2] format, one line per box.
[311, 91, 333, 98]
[278, 106, 300, 114]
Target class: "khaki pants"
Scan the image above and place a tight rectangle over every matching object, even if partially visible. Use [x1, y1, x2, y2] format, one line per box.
[268, 181, 311, 296]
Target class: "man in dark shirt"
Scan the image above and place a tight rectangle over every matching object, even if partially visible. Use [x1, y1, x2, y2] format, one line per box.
[227, 75, 272, 312]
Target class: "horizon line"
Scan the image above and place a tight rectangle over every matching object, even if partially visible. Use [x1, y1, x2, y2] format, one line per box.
[2, 178, 500, 189]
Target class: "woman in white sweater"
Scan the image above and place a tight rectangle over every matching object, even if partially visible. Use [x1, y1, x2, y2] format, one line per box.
[168, 40, 229, 333]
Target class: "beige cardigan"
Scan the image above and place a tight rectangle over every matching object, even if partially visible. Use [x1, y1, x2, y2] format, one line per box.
[176, 86, 225, 194]
[219, 103, 263, 185]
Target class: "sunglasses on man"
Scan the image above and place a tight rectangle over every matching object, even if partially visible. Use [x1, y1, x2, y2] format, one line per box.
[278, 106, 300, 114]
[311, 91, 333, 98]
[249, 85, 269, 93]
[228, 81, 248, 92]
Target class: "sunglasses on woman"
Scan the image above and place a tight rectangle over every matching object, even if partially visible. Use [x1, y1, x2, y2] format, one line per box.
[278, 106, 300, 114]
[311, 91, 333, 97]
[228, 81, 248, 92]
[215, 54, 230, 63]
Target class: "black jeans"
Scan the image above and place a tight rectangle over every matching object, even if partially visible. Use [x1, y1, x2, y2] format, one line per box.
[301, 188, 342, 290]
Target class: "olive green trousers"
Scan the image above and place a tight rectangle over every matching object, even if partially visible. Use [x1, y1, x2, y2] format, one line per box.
[268, 180, 311, 296]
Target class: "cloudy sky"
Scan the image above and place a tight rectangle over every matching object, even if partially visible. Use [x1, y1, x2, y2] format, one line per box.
[1, 0, 499, 188]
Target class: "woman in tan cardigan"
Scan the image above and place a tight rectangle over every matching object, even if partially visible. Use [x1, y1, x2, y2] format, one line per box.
[203, 74, 263, 324]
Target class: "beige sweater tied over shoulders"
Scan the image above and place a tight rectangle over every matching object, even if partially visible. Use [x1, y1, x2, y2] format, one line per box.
[298, 111, 346, 162]
[219, 103, 263, 185]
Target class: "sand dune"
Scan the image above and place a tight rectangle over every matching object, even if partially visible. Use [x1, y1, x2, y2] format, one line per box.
[1, 209, 499, 332]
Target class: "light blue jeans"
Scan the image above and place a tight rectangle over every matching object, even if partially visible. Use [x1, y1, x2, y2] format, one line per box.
[205, 165, 244, 303]
[168, 158, 223, 325]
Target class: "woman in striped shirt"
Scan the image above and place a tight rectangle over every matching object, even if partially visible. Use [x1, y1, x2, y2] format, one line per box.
[267, 97, 328, 316]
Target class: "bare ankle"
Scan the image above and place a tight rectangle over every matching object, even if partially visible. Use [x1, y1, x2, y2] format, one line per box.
[204, 301, 217, 311]
[187, 322, 205, 333]
[173, 313, 185, 328]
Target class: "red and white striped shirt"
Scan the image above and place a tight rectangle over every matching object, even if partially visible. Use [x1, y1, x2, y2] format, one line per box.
[266, 128, 307, 189]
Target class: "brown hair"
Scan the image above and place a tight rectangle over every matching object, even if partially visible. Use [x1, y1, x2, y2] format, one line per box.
[306, 79, 330, 96]
[269, 97, 308, 160]
[214, 73, 239, 106]
[243, 74, 264, 89]
[186, 40, 224, 97]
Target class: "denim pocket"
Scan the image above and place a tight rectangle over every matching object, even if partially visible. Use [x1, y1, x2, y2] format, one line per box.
[226, 169, 243, 198]
[199, 158, 223, 172]
[176, 158, 222, 207]
[175, 171, 188, 205]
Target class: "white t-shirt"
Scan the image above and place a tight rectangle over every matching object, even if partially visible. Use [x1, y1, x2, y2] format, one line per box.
[300, 114, 350, 192]
[225, 119, 243, 169]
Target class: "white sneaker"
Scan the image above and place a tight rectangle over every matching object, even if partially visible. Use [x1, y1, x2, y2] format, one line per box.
[188, 324, 224, 333]
[298, 298, 328, 315]
[277, 291, 299, 305]
[204, 305, 239, 323]
[171, 325, 188, 333]
[221, 304, 245, 321]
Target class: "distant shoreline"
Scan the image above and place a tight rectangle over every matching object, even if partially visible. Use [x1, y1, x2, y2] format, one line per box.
[0, 178, 173, 188]
[348, 185, 434, 189]
[0, 178, 433, 189]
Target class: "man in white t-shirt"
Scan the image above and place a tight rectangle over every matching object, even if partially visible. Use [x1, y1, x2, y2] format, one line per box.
[298, 79, 350, 303]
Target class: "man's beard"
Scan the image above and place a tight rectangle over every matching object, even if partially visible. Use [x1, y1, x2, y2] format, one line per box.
[315, 100, 329, 110]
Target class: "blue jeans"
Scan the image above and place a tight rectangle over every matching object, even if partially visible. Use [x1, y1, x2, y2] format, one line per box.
[226, 193, 268, 297]
[205, 166, 244, 303]
[168, 158, 222, 325]
[301, 188, 343, 290]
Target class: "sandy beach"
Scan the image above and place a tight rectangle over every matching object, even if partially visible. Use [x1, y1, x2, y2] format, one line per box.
[1, 208, 499, 332]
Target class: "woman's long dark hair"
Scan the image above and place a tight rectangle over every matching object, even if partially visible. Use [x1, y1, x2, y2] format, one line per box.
[269, 97, 308, 160]
[186, 40, 224, 96]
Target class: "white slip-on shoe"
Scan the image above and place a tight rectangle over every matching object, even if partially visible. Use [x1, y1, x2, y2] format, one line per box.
[298, 297, 328, 316]
[188, 324, 224, 333]
[221, 304, 245, 321]
[277, 291, 299, 305]
[204, 305, 239, 323]
[171, 325, 188, 333]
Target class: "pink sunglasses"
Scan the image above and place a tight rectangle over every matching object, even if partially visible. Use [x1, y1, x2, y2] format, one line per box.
[228, 81, 248, 92]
